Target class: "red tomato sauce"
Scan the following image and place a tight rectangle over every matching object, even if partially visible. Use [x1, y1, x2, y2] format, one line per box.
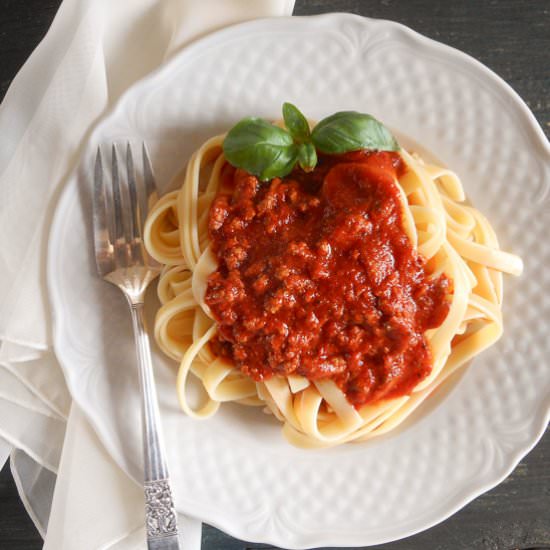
[205, 151, 452, 408]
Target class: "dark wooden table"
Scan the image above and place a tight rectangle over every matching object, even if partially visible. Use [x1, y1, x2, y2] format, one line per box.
[0, 1, 548, 548]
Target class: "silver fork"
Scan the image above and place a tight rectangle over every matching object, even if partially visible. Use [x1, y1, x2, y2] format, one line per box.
[93, 143, 181, 550]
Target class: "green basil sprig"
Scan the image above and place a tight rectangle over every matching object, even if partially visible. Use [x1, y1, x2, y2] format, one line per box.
[222, 103, 398, 180]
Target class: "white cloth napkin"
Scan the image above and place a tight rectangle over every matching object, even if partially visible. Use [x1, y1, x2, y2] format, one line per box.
[45, 405, 203, 550]
[0, 0, 295, 547]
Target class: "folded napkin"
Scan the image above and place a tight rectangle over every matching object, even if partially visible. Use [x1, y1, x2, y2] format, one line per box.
[44, 405, 202, 550]
[0, 0, 295, 547]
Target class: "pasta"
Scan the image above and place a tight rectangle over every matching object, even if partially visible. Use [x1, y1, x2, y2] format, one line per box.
[144, 132, 522, 448]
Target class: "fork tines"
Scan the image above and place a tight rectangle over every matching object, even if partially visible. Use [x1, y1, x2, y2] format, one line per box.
[93, 142, 158, 278]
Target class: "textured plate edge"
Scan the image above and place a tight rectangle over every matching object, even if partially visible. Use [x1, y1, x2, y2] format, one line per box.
[46, 13, 550, 549]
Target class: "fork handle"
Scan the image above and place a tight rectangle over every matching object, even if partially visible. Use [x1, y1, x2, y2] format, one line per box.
[129, 301, 181, 549]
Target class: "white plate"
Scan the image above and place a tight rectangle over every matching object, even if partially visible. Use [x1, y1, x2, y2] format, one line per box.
[48, 14, 550, 548]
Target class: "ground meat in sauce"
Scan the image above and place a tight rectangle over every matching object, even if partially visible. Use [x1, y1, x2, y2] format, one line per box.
[205, 150, 452, 408]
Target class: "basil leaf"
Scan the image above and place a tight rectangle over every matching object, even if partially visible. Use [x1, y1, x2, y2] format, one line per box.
[223, 117, 297, 180]
[259, 144, 299, 180]
[282, 102, 311, 143]
[312, 111, 399, 154]
[298, 142, 317, 172]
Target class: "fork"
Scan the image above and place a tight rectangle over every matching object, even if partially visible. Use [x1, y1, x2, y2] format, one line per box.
[93, 143, 181, 550]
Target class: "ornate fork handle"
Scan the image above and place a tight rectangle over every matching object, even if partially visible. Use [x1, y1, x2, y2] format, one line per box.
[129, 300, 180, 549]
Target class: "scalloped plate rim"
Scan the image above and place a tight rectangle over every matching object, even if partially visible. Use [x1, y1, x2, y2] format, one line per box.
[47, 13, 550, 548]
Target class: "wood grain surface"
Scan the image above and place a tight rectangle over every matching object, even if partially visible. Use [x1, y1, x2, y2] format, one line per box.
[0, 1, 548, 549]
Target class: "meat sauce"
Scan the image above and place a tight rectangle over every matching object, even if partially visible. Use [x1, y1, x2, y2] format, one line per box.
[205, 151, 452, 407]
